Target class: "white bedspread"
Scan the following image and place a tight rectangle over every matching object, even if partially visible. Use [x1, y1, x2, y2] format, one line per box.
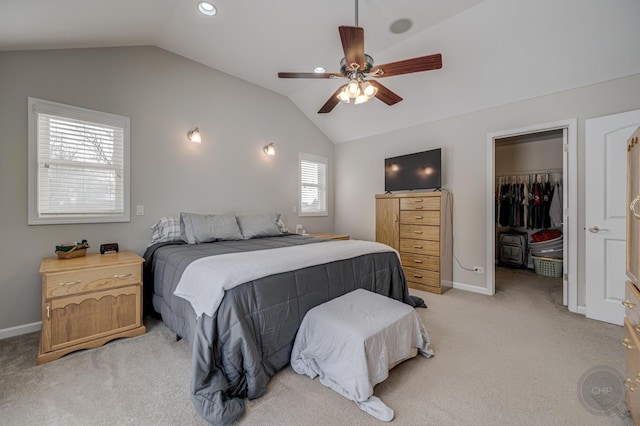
[174, 239, 397, 318]
[290, 289, 433, 422]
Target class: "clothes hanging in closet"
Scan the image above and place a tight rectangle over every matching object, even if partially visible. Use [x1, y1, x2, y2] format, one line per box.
[496, 173, 561, 230]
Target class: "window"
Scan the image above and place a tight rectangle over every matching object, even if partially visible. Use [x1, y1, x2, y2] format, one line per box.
[299, 153, 328, 217]
[28, 98, 130, 224]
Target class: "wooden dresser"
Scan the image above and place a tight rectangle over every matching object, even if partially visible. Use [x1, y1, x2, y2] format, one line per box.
[626, 126, 640, 422]
[38, 251, 146, 364]
[375, 191, 452, 294]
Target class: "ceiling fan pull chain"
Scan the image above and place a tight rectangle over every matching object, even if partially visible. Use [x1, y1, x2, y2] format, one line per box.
[355, 0, 359, 27]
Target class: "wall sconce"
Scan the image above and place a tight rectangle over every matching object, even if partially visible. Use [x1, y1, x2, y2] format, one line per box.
[187, 128, 202, 143]
[263, 142, 275, 156]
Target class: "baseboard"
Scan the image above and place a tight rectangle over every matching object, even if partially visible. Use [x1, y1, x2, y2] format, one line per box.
[0, 321, 41, 340]
[452, 281, 493, 295]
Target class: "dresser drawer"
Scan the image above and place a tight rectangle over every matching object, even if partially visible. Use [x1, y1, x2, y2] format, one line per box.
[400, 253, 440, 272]
[400, 211, 440, 226]
[403, 266, 440, 287]
[44, 263, 141, 299]
[399, 239, 439, 257]
[400, 224, 440, 241]
[624, 317, 640, 416]
[625, 281, 640, 334]
[400, 197, 440, 211]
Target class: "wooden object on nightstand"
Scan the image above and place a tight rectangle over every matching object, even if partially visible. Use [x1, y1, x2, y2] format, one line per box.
[38, 251, 146, 364]
[308, 233, 350, 240]
[375, 191, 452, 294]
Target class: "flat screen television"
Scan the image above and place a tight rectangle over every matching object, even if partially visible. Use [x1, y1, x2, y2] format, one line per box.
[385, 148, 442, 192]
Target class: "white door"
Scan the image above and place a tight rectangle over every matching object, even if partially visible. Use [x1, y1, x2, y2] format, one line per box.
[585, 110, 640, 325]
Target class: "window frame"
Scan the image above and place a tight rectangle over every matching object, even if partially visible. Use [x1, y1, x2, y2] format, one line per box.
[298, 152, 328, 217]
[27, 97, 131, 225]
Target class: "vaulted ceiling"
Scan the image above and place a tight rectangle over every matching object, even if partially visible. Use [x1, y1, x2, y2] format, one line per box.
[1, 0, 639, 143]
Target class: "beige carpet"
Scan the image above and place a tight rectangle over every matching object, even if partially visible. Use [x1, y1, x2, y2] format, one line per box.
[0, 267, 632, 425]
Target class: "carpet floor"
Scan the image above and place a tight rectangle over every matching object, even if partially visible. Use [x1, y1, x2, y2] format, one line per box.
[0, 267, 632, 425]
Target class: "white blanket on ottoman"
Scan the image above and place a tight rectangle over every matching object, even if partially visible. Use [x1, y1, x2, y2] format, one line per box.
[290, 289, 434, 421]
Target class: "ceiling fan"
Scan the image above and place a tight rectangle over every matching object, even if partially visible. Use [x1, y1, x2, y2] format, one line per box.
[277, 0, 443, 114]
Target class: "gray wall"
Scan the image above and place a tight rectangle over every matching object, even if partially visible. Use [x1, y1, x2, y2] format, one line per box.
[334, 73, 640, 307]
[0, 46, 334, 331]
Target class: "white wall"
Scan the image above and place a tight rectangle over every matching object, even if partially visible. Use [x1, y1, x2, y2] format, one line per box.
[0, 46, 334, 332]
[334, 73, 640, 306]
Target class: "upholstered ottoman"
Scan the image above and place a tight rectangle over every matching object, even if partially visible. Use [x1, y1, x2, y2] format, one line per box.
[290, 288, 433, 421]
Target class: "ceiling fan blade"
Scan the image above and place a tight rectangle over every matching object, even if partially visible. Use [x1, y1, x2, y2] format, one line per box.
[338, 26, 365, 71]
[318, 85, 347, 114]
[371, 54, 442, 78]
[278, 72, 341, 79]
[370, 81, 402, 106]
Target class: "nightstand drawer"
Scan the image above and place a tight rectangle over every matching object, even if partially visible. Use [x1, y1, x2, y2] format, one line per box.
[44, 263, 141, 299]
[400, 253, 440, 272]
[400, 197, 440, 211]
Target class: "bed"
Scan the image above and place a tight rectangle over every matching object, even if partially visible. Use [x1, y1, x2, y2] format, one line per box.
[143, 233, 421, 425]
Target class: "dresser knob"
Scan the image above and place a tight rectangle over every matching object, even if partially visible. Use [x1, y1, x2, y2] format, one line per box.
[626, 378, 636, 391]
[622, 300, 636, 308]
[622, 338, 635, 349]
[415, 216, 423, 220]
[413, 274, 423, 279]
[60, 280, 81, 286]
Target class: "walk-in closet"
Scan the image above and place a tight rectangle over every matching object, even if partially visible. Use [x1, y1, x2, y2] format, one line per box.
[494, 130, 565, 294]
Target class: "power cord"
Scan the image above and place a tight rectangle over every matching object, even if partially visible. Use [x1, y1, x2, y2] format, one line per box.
[440, 188, 476, 272]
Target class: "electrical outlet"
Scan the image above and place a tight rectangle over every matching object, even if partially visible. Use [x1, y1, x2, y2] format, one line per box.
[473, 266, 484, 274]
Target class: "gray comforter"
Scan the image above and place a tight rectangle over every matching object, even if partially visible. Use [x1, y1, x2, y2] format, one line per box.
[143, 235, 417, 425]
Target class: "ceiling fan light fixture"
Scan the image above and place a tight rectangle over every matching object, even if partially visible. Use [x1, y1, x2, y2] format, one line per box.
[361, 81, 377, 97]
[314, 67, 326, 73]
[354, 94, 368, 105]
[346, 80, 360, 97]
[337, 90, 350, 103]
[198, 1, 217, 16]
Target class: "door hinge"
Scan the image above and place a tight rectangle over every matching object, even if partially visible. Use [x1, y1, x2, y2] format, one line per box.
[563, 273, 568, 281]
[563, 144, 569, 152]
[563, 208, 569, 217]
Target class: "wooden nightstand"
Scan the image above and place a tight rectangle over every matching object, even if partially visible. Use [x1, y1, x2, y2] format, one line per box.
[308, 233, 350, 240]
[38, 251, 146, 364]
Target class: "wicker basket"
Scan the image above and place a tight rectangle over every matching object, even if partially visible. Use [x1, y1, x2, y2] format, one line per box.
[55, 243, 90, 259]
[532, 255, 563, 278]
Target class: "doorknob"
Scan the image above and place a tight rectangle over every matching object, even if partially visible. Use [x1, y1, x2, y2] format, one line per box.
[589, 226, 609, 233]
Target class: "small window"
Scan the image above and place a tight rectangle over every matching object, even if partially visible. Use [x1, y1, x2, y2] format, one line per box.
[299, 153, 328, 217]
[28, 98, 130, 225]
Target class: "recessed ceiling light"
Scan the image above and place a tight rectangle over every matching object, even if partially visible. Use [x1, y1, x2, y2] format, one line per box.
[314, 67, 326, 73]
[389, 18, 413, 34]
[198, 1, 217, 16]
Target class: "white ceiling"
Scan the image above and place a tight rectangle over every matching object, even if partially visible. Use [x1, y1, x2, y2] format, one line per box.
[2, 0, 639, 143]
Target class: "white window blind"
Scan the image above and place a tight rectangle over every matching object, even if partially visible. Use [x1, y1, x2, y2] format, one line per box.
[28, 98, 130, 224]
[299, 153, 328, 216]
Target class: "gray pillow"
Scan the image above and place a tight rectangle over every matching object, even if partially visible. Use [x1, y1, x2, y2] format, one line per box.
[237, 213, 283, 239]
[180, 212, 243, 244]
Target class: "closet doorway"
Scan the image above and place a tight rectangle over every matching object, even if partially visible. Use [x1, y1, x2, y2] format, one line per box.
[486, 119, 578, 313]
